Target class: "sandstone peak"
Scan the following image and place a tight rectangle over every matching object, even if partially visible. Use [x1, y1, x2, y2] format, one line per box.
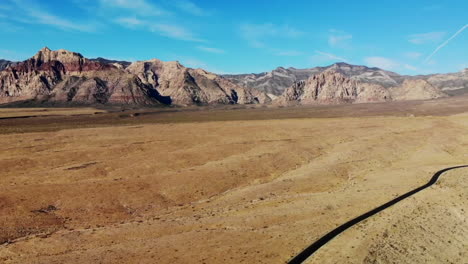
[33, 47, 84, 65]
[40, 46, 51, 52]
[391, 79, 447, 101]
[276, 71, 390, 105]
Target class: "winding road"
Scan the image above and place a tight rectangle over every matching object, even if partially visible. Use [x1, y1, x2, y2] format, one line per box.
[288, 165, 468, 264]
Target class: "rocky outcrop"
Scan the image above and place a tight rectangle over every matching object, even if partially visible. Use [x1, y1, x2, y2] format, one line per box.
[390, 79, 447, 101]
[276, 71, 448, 105]
[324, 63, 403, 87]
[225, 62, 468, 97]
[0, 48, 265, 106]
[126, 60, 263, 105]
[90, 57, 131, 69]
[0, 60, 15, 71]
[420, 69, 468, 96]
[224, 63, 403, 96]
[276, 71, 390, 105]
[0, 48, 168, 105]
[224, 66, 322, 96]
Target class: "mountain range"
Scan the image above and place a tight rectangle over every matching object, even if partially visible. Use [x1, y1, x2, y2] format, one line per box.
[223, 63, 468, 97]
[0, 48, 265, 106]
[0, 48, 466, 107]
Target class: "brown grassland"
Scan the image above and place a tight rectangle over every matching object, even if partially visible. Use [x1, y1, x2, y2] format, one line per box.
[0, 96, 467, 263]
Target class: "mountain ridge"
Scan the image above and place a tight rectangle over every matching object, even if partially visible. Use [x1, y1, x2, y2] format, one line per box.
[223, 63, 467, 96]
[0, 48, 266, 106]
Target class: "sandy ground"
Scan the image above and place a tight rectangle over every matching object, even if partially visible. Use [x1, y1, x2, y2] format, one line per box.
[0, 99, 467, 263]
[0, 108, 104, 118]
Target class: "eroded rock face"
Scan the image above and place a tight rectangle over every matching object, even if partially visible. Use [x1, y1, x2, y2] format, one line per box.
[0, 48, 166, 105]
[224, 63, 403, 96]
[126, 60, 263, 105]
[390, 79, 447, 101]
[276, 71, 391, 105]
[0, 60, 15, 71]
[422, 69, 468, 95]
[0, 48, 266, 106]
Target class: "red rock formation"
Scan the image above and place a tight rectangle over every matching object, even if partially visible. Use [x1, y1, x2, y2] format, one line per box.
[0, 48, 266, 106]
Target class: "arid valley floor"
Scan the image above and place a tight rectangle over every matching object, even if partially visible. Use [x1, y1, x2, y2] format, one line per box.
[1, 97, 468, 263]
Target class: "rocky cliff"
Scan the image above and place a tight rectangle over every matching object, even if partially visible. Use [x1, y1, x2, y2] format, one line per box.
[0, 48, 264, 106]
[276, 71, 391, 105]
[224, 63, 403, 96]
[276, 71, 447, 105]
[126, 60, 265, 105]
[419, 69, 468, 96]
[0, 60, 15, 71]
[390, 79, 448, 101]
[225, 63, 468, 97]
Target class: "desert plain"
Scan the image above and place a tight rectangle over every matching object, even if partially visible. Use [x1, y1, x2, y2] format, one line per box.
[0, 97, 467, 264]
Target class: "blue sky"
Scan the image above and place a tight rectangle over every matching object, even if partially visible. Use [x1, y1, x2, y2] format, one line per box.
[0, 0, 467, 75]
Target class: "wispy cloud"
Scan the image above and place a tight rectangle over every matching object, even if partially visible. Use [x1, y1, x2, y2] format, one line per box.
[424, 24, 468, 63]
[364, 56, 419, 72]
[173, 0, 209, 16]
[181, 58, 207, 68]
[364, 57, 399, 70]
[404, 52, 423, 59]
[314, 50, 349, 63]
[328, 29, 352, 48]
[273, 50, 304, 56]
[113, 16, 205, 42]
[150, 23, 205, 42]
[0, 49, 30, 61]
[7, 0, 98, 32]
[99, 0, 168, 16]
[408, 31, 445, 44]
[197, 46, 225, 54]
[240, 23, 304, 48]
[115, 17, 144, 28]
[177, 57, 228, 74]
[0, 21, 24, 32]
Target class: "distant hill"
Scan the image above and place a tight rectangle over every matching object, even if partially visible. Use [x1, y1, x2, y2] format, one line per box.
[224, 63, 468, 97]
[275, 70, 446, 106]
[89, 57, 132, 68]
[0, 59, 15, 71]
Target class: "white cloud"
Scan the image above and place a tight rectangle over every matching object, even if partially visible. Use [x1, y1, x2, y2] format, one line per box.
[328, 29, 352, 47]
[174, 0, 209, 16]
[364, 56, 419, 72]
[0, 21, 24, 32]
[364, 57, 399, 70]
[182, 58, 207, 68]
[314, 50, 349, 63]
[403, 64, 418, 71]
[404, 52, 423, 59]
[112, 16, 204, 42]
[115, 17, 144, 28]
[424, 24, 468, 63]
[99, 0, 168, 16]
[0, 49, 29, 61]
[7, 0, 98, 32]
[150, 23, 205, 42]
[240, 23, 304, 48]
[408, 31, 445, 44]
[197, 46, 225, 54]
